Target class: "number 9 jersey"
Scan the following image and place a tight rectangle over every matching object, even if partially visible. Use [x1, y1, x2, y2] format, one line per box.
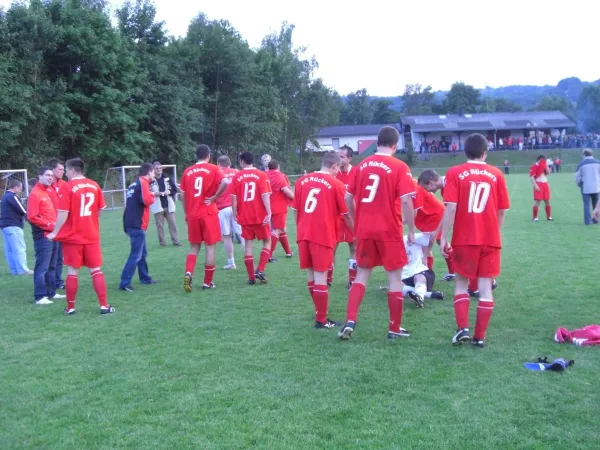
[443, 161, 510, 248]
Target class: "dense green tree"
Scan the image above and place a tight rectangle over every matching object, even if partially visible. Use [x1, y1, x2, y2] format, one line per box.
[340, 89, 372, 125]
[371, 98, 400, 124]
[576, 86, 600, 133]
[443, 82, 481, 114]
[401, 84, 436, 115]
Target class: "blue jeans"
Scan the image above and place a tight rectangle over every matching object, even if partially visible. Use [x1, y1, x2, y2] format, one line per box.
[33, 238, 58, 301]
[1, 226, 30, 274]
[582, 192, 599, 225]
[120, 228, 152, 288]
[55, 243, 65, 288]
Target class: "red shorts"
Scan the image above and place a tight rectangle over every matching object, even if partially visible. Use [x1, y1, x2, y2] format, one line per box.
[336, 220, 354, 243]
[451, 245, 501, 279]
[187, 215, 222, 245]
[534, 182, 550, 201]
[241, 223, 271, 241]
[62, 242, 103, 269]
[298, 241, 333, 272]
[356, 239, 408, 271]
[271, 212, 287, 230]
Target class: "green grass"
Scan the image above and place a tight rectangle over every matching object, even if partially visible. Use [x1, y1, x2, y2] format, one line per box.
[2, 173, 600, 449]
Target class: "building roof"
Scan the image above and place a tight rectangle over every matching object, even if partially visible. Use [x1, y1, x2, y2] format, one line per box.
[316, 123, 401, 138]
[401, 111, 575, 133]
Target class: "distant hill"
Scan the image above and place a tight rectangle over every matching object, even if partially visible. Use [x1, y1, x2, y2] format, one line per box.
[360, 77, 600, 112]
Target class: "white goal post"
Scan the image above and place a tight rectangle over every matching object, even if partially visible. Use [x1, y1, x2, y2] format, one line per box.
[103, 165, 178, 210]
[0, 169, 30, 205]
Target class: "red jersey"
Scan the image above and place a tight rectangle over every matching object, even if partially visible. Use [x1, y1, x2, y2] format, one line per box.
[293, 171, 348, 249]
[347, 154, 416, 241]
[47, 179, 66, 209]
[215, 167, 238, 210]
[529, 161, 548, 178]
[55, 177, 105, 244]
[180, 162, 224, 218]
[27, 183, 57, 237]
[232, 168, 271, 225]
[414, 185, 444, 233]
[267, 169, 291, 215]
[443, 161, 510, 248]
[336, 166, 354, 188]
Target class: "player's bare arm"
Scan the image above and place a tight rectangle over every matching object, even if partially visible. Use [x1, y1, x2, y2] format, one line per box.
[345, 192, 355, 221]
[261, 193, 272, 225]
[593, 203, 600, 221]
[231, 194, 238, 218]
[180, 192, 187, 215]
[47, 210, 69, 240]
[401, 194, 416, 245]
[205, 179, 229, 205]
[497, 210, 507, 229]
[282, 186, 294, 201]
[530, 175, 540, 191]
[440, 203, 457, 257]
[343, 212, 354, 234]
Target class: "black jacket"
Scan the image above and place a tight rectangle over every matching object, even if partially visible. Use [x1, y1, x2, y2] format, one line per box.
[0, 191, 27, 229]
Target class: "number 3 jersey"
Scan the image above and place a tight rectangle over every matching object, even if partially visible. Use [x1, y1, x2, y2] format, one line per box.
[293, 171, 348, 249]
[347, 154, 416, 242]
[56, 177, 106, 244]
[443, 161, 510, 248]
[231, 168, 272, 225]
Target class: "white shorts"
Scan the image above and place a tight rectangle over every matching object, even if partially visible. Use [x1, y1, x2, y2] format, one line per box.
[218, 207, 241, 236]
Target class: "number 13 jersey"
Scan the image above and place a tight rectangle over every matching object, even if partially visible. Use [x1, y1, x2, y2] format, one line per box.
[347, 154, 416, 241]
[293, 171, 348, 249]
[231, 168, 271, 225]
[443, 160, 510, 248]
[56, 177, 106, 244]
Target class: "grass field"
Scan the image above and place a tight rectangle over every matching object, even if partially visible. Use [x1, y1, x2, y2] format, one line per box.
[2, 170, 600, 449]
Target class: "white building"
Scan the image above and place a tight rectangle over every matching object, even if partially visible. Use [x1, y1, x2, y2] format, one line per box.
[312, 124, 404, 155]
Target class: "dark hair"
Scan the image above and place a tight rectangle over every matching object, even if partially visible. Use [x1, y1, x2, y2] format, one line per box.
[217, 155, 231, 167]
[268, 160, 280, 170]
[583, 149, 593, 157]
[464, 133, 488, 159]
[139, 163, 154, 176]
[196, 144, 211, 161]
[239, 152, 254, 165]
[339, 144, 354, 158]
[417, 169, 441, 186]
[536, 154, 546, 161]
[377, 126, 400, 148]
[38, 166, 52, 177]
[44, 158, 64, 170]
[8, 179, 22, 190]
[322, 151, 342, 168]
[66, 158, 84, 174]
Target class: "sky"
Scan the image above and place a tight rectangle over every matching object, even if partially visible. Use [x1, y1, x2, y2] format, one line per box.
[2, 0, 599, 96]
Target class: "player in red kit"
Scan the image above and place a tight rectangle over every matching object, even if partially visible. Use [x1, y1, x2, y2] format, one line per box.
[180, 145, 230, 292]
[232, 152, 272, 284]
[293, 151, 353, 329]
[439, 133, 510, 348]
[46, 158, 114, 315]
[530, 154, 552, 221]
[338, 126, 417, 341]
[328, 144, 357, 289]
[267, 160, 294, 261]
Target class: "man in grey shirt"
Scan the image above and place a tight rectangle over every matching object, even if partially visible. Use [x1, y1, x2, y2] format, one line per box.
[575, 149, 600, 225]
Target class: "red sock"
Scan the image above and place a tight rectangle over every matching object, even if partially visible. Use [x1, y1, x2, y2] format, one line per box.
[312, 284, 328, 324]
[327, 264, 334, 284]
[280, 233, 292, 255]
[453, 293, 470, 329]
[91, 270, 108, 308]
[258, 248, 270, 272]
[66, 274, 78, 310]
[185, 254, 197, 275]
[445, 255, 455, 274]
[345, 282, 365, 322]
[533, 205, 539, 219]
[468, 278, 478, 292]
[426, 255, 434, 270]
[474, 298, 495, 339]
[270, 234, 279, 257]
[387, 291, 404, 333]
[244, 256, 255, 280]
[307, 280, 314, 298]
[203, 265, 215, 286]
[545, 205, 551, 218]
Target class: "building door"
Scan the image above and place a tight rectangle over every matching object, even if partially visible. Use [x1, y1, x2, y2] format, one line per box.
[332, 138, 339, 150]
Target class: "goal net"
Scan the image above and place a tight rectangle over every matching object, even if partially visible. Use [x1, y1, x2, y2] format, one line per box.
[103, 165, 178, 210]
[0, 169, 29, 207]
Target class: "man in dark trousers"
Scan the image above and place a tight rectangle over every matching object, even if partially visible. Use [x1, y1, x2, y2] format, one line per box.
[1, 179, 32, 275]
[119, 163, 158, 292]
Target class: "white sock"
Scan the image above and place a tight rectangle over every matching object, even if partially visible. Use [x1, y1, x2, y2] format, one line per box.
[402, 286, 414, 295]
[227, 258, 234, 265]
[348, 259, 357, 269]
[424, 292, 432, 298]
[415, 283, 427, 298]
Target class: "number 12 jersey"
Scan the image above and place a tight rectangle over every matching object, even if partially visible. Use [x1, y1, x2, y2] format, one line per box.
[443, 161, 510, 248]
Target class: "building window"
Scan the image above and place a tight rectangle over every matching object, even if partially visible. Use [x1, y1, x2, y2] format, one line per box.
[332, 138, 339, 149]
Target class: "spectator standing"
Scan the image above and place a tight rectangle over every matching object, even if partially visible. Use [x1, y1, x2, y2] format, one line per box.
[554, 157, 561, 173]
[575, 149, 600, 225]
[45, 158, 66, 290]
[504, 160, 509, 175]
[149, 161, 181, 247]
[0, 180, 32, 275]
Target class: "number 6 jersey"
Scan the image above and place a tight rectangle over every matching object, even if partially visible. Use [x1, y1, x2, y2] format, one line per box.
[293, 171, 348, 249]
[442, 160, 510, 248]
[56, 177, 106, 244]
[347, 154, 416, 241]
